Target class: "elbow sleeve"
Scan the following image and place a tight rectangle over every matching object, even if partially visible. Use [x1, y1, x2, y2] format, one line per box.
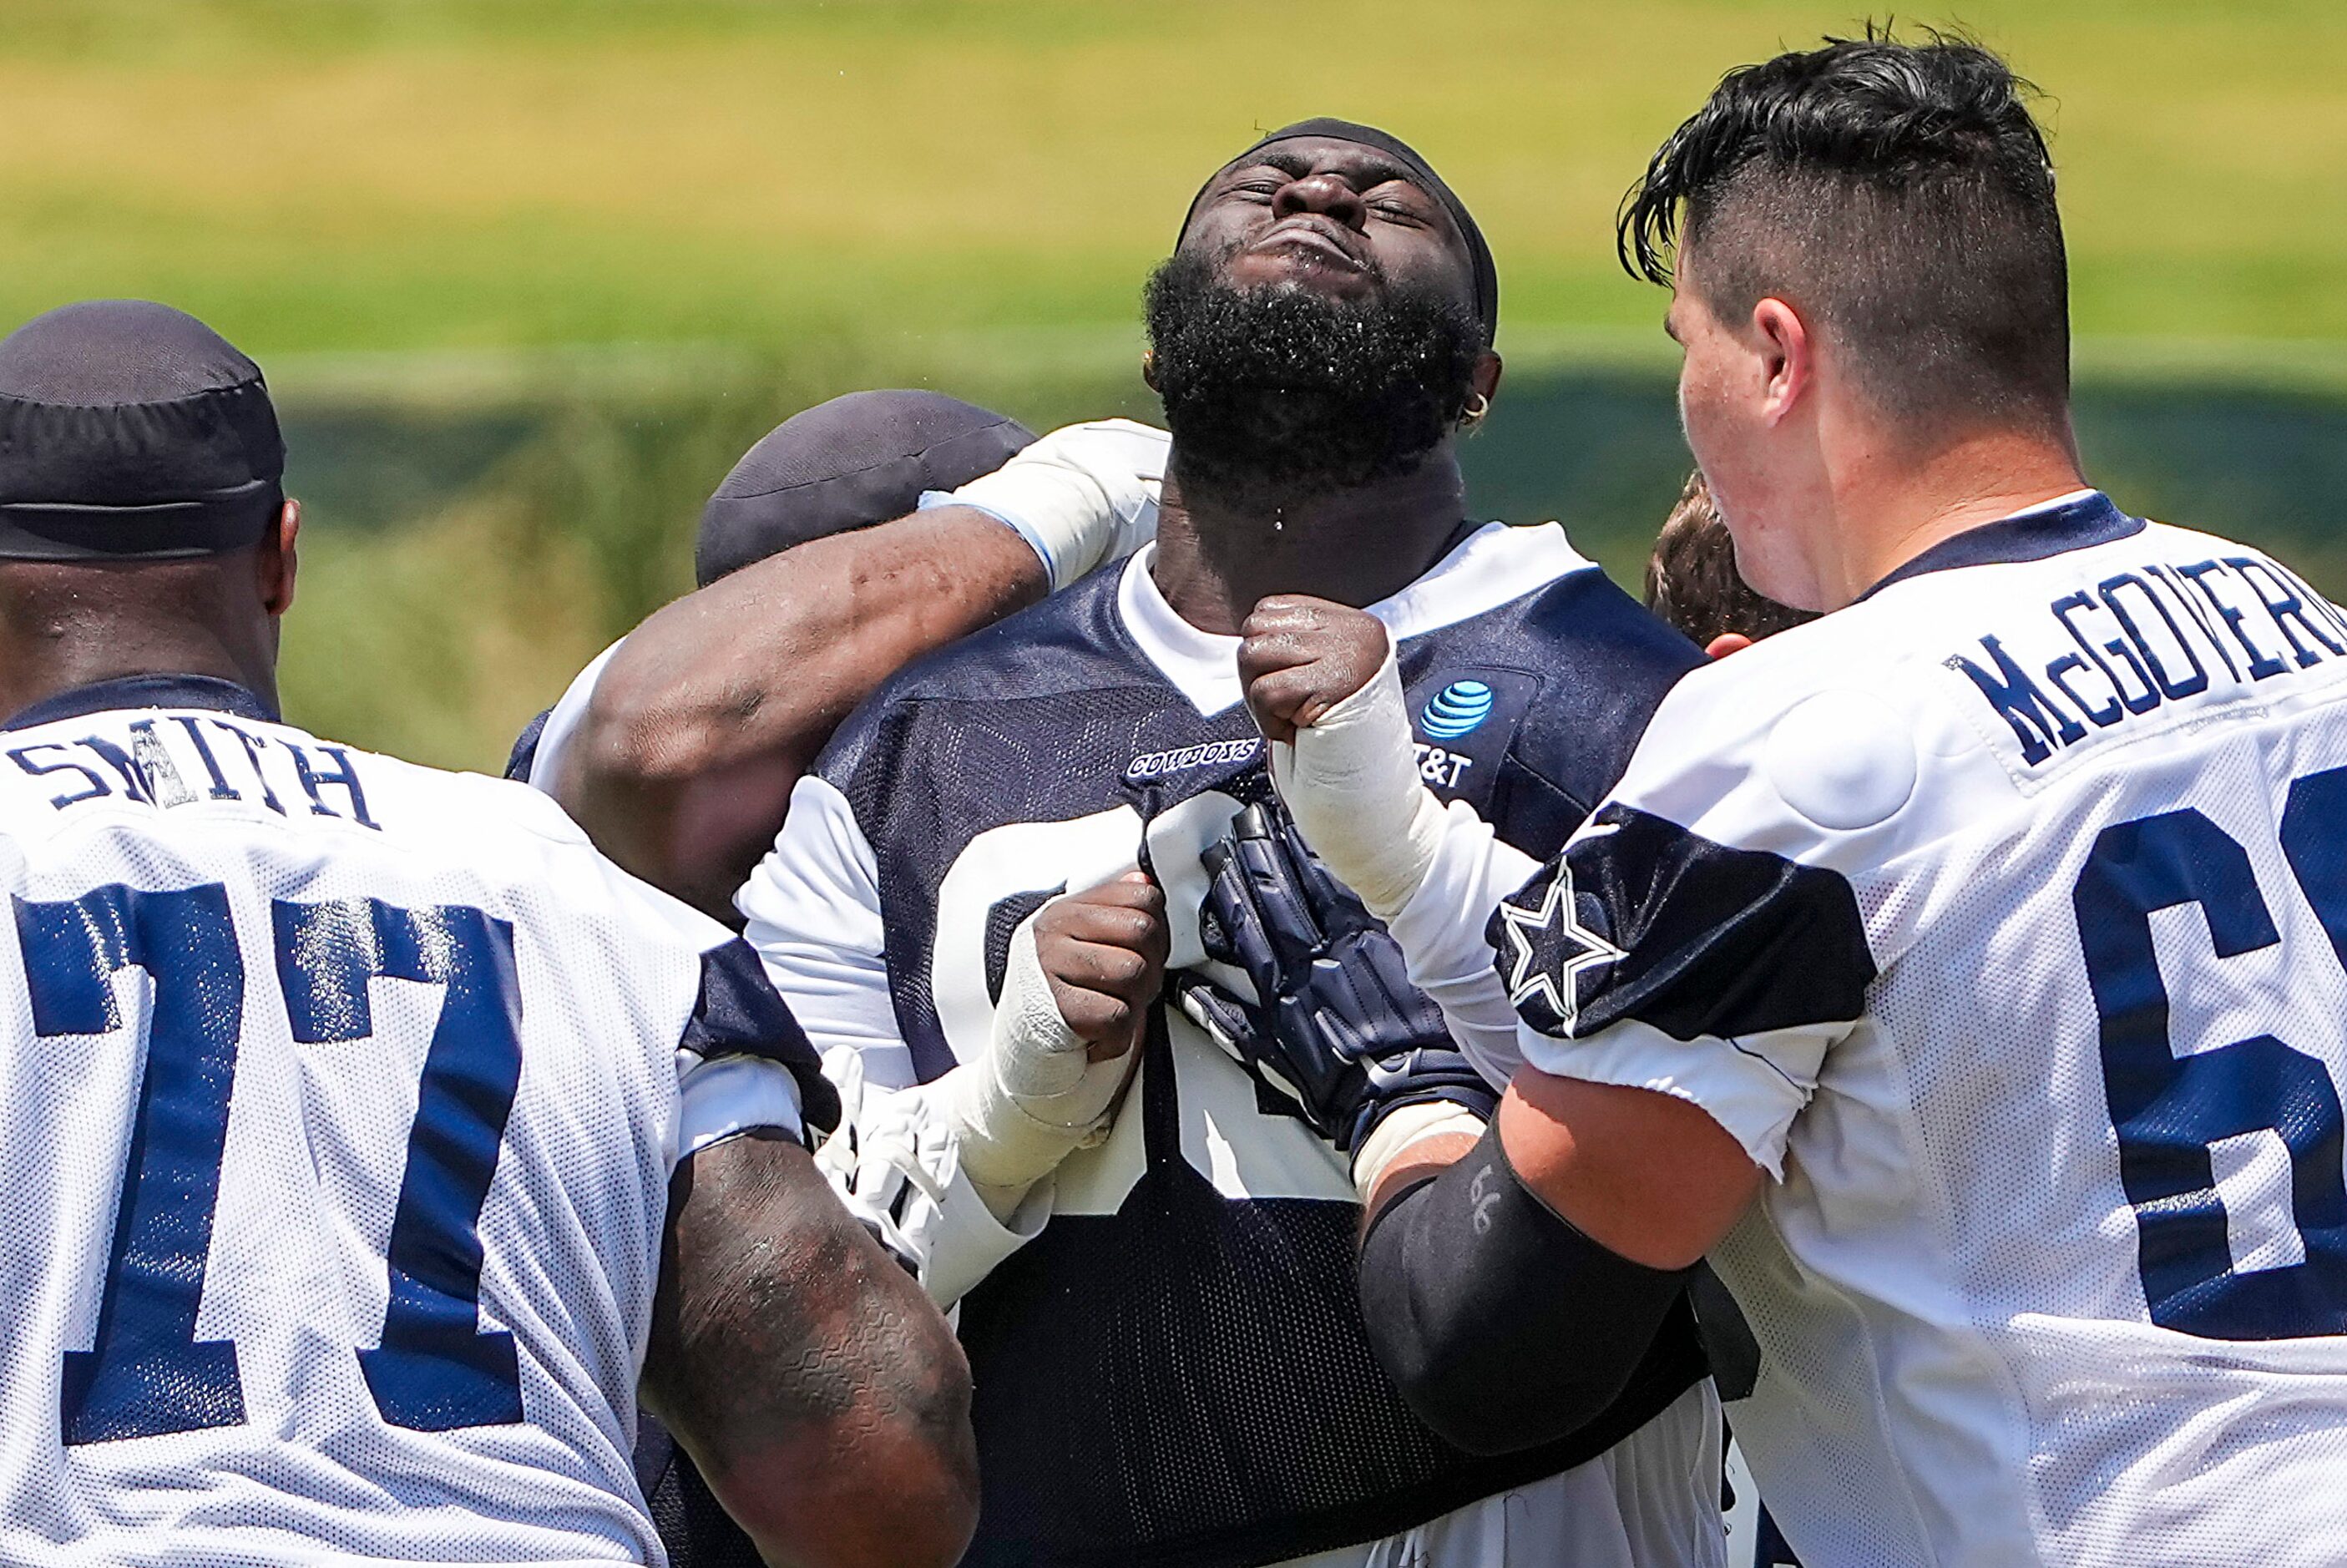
[1357, 1121, 1702, 1457]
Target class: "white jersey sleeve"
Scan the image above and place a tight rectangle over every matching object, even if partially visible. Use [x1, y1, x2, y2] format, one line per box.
[1389, 655, 1896, 1176]
[518, 638, 621, 795]
[1483, 650, 1921, 1177]
[739, 772, 913, 1089]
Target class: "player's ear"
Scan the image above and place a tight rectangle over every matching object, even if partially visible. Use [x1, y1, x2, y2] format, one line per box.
[259, 497, 300, 618]
[1457, 351, 1502, 434]
[1705, 632, 1753, 660]
[1752, 298, 1808, 423]
[1470, 349, 1501, 407]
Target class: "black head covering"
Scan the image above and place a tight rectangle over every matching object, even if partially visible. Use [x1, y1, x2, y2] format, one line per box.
[0, 300, 285, 560]
[696, 389, 1034, 586]
[1179, 117, 1499, 343]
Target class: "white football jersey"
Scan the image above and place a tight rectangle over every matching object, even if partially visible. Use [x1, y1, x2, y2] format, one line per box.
[0, 676, 819, 1566]
[1393, 493, 2347, 1565]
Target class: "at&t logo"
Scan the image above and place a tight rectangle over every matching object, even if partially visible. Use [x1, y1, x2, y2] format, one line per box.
[1420, 680, 1495, 740]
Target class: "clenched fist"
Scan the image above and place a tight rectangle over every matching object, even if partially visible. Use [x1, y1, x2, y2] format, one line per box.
[1034, 872, 1170, 1060]
[1235, 594, 1445, 923]
[939, 870, 1169, 1204]
[1237, 596, 1393, 745]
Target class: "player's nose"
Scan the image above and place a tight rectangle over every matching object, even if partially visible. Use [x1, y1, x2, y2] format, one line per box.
[1271, 171, 1368, 231]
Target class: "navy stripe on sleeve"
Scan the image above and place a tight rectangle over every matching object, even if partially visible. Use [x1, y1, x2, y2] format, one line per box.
[1490, 803, 1875, 1043]
[682, 938, 841, 1133]
[503, 706, 552, 783]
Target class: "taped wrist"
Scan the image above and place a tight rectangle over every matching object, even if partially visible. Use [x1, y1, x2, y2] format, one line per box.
[1351, 1100, 1486, 1207]
[1269, 646, 1448, 921]
[922, 417, 1166, 591]
[829, 1078, 1055, 1305]
[1357, 1120, 1692, 1457]
[940, 918, 1126, 1195]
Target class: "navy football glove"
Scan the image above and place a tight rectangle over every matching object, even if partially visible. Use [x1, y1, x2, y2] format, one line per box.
[1172, 799, 1497, 1153]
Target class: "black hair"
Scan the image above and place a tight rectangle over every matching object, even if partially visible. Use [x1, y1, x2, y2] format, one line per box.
[1619, 28, 2070, 430]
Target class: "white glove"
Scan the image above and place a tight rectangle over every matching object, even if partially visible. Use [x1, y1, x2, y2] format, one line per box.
[934, 910, 1135, 1204]
[817, 1056, 1050, 1308]
[923, 417, 1169, 591]
[1268, 644, 1451, 922]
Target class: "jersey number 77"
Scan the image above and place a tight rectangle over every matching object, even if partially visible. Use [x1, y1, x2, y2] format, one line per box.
[19, 883, 525, 1445]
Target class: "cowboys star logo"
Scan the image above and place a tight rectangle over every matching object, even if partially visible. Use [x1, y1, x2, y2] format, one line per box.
[1495, 867, 1624, 1036]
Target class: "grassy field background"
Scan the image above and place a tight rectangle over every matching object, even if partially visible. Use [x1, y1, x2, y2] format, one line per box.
[3, 1, 2341, 766]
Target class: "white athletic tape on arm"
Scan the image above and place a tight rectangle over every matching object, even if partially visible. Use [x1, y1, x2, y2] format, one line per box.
[1383, 807, 1545, 1085]
[675, 1053, 807, 1158]
[817, 1065, 1054, 1308]
[1352, 1100, 1488, 1208]
[923, 418, 1168, 592]
[938, 913, 1134, 1201]
[1270, 645, 1450, 922]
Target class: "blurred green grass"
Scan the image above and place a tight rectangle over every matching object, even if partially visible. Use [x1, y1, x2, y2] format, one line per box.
[4, 1, 2343, 770]
[273, 347, 1166, 769]
[3, 0, 2343, 352]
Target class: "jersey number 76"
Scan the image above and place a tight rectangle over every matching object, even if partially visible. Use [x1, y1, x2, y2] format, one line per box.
[18, 884, 525, 1445]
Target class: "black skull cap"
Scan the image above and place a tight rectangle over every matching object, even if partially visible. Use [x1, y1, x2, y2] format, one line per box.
[696, 389, 1034, 586]
[1180, 117, 1499, 343]
[0, 300, 286, 561]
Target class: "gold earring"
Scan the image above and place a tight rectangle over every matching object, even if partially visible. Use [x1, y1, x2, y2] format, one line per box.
[1460, 391, 1490, 428]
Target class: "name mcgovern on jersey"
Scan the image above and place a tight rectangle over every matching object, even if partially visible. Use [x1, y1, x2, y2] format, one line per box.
[1948, 537, 2347, 768]
[1495, 498, 2347, 1042]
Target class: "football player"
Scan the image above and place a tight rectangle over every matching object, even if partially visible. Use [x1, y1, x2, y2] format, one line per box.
[524, 391, 1166, 920]
[1242, 33, 2347, 1567]
[0, 301, 976, 1566]
[507, 387, 1039, 790]
[520, 389, 1168, 1568]
[739, 120, 1724, 1566]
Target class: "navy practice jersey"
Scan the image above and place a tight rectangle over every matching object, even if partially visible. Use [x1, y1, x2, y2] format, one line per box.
[0, 675, 827, 1566]
[741, 524, 1712, 1567]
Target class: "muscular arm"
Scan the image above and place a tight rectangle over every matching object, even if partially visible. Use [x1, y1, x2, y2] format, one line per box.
[1348, 1075, 1754, 1456]
[554, 506, 1045, 918]
[642, 1129, 979, 1568]
[1495, 1067, 1762, 1268]
[1242, 594, 1760, 1453]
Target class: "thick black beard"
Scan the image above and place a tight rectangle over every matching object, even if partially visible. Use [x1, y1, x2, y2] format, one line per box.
[1141, 249, 1484, 510]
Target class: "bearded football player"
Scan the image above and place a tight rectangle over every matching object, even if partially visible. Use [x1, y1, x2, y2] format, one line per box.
[736, 120, 1722, 1567]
